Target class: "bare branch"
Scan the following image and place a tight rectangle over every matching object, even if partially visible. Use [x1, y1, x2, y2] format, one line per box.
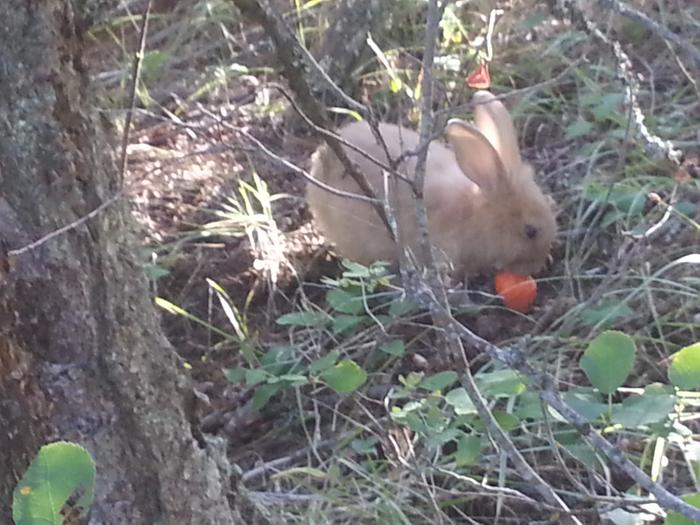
[230, 0, 395, 238]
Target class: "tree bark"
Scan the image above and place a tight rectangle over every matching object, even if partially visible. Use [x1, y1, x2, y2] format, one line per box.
[0, 2, 238, 523]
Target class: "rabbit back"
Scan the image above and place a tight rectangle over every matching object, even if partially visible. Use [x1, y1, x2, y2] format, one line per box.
[307, 121, 473, 267]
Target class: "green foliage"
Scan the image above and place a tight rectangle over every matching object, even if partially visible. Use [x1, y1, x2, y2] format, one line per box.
[224, 261, 398, 408]
[13, 442, 96, 525]
[610, 384, 676, 427]
[669, 343, 700, 390]
[580, 330, 636, 394]
[321, 359, 368, 394]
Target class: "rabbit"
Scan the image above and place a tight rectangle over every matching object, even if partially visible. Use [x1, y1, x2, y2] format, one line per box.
[306, 90, 556, 279]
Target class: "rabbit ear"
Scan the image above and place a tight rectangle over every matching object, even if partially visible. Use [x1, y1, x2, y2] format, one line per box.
[445, 118, 509, 194]
[471, 90, 522, 175]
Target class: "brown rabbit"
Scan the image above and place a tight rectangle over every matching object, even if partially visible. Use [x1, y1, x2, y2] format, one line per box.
[307, 90, 556, 277]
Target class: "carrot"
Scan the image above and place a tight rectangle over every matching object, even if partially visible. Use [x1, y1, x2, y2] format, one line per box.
[494, 272, 537, 313]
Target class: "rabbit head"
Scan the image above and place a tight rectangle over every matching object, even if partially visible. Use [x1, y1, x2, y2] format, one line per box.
[439, 90, 556, 276]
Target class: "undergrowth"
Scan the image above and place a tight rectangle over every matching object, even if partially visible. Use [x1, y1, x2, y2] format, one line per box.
[95, 0, 700, 523]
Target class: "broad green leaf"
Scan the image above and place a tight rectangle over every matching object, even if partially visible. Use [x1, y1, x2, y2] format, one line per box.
[565, 119, 593, 139]
[224, 367, 247, 383]
[455, 434, 482, 466]
[308, 351, 340, 374]
[321, 359, 367, 394]
[419, 371, 458, 391]
[245, 368, 269, 386]
[611, 388, 676, 428]
[331, 314, 366, 334]
[580, 331, 636, 394]
[581, 302, 634, 328]
[276, 311, 329, 327]
[444, 387, 477, 415]
[327, 288, 365, 314]
[561, 390, 608, 422]
[476, 369, 526, 397]
[665, 492, 700, 525]
[380, 340, 405, 357]
[514, 391, 544, 420]
[669, 343, 700, 390]
[13, 442, 96, 525]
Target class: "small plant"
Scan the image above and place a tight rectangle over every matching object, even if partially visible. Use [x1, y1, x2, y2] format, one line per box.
[224, 260, 399, 408]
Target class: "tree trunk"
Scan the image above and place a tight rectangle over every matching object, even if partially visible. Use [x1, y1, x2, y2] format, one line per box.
[0, 2, 238, 523]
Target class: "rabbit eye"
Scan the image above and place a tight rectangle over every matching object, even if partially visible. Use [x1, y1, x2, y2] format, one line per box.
[524, 224, 538, 240]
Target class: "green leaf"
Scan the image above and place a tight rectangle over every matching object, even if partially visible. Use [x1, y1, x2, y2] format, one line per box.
[561, 390, 608, 422]
[331, 314, 366, 334]
[276, 311, 329, 327]
[581, 302, 634, 328]
[340, 259, 373, 278]
[380, 340, 405, 357]
[580, 331, 636, 394]
[224, 367, 247, 383]
[389, 299, 418, 317]
[276, 374, 309, 387]
[155, 296, 188, 316]
[611, 388, 676, 428]
[514, 391, 544, 420]
[308, 351, 340, 374]
[669, 343, 700, 390]
[476, 369, 526, 397]
[565, 119, 593, 139]
[13, 441, 96, 525]
[351, 437, 378, 455]
[252, 383, 282, 410]
[665, 492, 700, 525]
[260, 345, 295, 376]
[472, 411, 520, 433]
[444, 387, 477, 415]
[321, 359, 367, 394]
[400, 372, 424, 389]
[389, 77, 403, 93]
[245, 368, 269, 386]
[425, 427, 460, 448]
[420, 371, 459, 391]
[140, 50, 170, 81]
[327, 288, 365, 314]
[455, 434, 482, 466]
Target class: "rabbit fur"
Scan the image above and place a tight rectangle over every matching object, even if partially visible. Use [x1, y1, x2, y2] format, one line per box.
[307, 90, 556, 277]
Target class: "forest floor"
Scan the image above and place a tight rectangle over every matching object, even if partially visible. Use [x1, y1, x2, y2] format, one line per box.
[94, 0, 700, 522]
